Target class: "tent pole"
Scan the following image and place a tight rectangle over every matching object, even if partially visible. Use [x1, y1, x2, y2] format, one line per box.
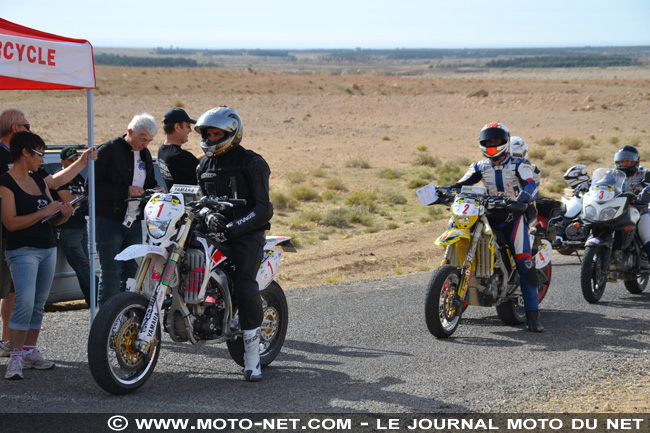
[87, 88, 97, 322]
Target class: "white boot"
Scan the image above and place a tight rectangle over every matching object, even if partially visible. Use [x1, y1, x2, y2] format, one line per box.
[243, 328, 262, 382]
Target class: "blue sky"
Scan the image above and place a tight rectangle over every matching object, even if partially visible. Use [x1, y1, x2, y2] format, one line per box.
[3, 0, 650, 49]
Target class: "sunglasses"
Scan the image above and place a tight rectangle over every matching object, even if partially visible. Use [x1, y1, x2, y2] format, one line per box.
[30, 149, 44, 157]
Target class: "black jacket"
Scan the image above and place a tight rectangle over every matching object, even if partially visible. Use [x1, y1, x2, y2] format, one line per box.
[197, 145, 273, 239]
[95, 135, 158, 222]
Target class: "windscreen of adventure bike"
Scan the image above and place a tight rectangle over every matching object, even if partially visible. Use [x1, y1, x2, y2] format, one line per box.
[589, 168, 626, 202]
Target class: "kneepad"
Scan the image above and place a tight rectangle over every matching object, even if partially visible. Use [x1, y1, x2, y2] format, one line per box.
[519, 258, 539, 287]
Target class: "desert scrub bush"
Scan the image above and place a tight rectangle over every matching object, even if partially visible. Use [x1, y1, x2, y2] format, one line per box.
[346, 206, 375, 226]
[344, 190, 378, 212]
[455, 157, 472, 167]
[323, 208, 350, 228]
[536, 137, 557, 146]
[298, 210, 322, 223]
[608, 136, 619, 145]
[270, 191, 298, 211]
[576, 151, 599, 163]
[323, 177, 347, 191]
[427, 206, 447, 220]
[320, 190, 338, 201]
[289, 218, 312, 231]
[546, 179, 566, 194]
[627, 137, 642, 146]
[559, 137, 585, 150]
[286, 170, 306, 184]
[383, 190, 408, 205]
[290, 185, 320, 202]
[382, 136, 391, 141]
[387, 222, 399, 230]
[417, 170, 436, 180]
[641, 149, 650, 161]
[345, 158, 371, 169]
[309, 167, 327, 178]
[413, 153, 441, 167]
[416, 145, 428, 152]
[543, 156, 563, 166]
[407, 178, 430, 189]
[435, 162, 463, 185]
[529, 149, 546, 159]
[378, 168, 403, 179]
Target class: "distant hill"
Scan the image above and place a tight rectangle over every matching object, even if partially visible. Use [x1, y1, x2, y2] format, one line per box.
[93, 46, 650, 73]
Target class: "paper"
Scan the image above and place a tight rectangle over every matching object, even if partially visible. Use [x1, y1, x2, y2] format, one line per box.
[416, 182, 438, 206]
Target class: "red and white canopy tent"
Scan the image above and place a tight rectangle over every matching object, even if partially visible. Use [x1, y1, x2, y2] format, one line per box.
[0, 17, 99, 319]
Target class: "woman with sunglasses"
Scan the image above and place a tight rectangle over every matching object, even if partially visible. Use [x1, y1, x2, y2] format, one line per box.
[0, 131, 73, 380]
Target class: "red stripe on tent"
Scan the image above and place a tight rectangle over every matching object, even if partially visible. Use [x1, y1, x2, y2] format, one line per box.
[0, 18, 89, 44]
[0, 76, 84, 90]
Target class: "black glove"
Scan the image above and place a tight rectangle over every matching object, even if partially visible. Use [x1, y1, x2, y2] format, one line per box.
[205, 212, 228, 234]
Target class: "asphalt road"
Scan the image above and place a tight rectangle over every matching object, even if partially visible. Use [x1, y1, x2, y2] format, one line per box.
[2, 254, 650, 414]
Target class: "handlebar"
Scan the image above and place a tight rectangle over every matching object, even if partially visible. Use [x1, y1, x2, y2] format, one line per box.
[487, 196, 528, 213]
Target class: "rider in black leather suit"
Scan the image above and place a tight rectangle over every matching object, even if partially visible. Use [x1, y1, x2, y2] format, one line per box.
[195, 106, 273, 382]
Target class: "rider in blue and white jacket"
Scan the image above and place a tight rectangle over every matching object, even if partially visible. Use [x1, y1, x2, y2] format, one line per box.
[449, 122, 543, 332]
[615, 145, 650, 258]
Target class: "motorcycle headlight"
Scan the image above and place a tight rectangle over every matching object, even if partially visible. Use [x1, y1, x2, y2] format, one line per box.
[599, 207, 618, 221]
[455, 216, 471, 226]
[147, 219, 171, 239]
[584, 205, 597, 220]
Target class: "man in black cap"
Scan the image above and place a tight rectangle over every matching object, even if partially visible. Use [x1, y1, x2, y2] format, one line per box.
[158, 108, 202, 190]
[51, 146, 94, 306]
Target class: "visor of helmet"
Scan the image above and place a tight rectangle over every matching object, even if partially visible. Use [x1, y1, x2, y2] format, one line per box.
[614, 150, 640, 164]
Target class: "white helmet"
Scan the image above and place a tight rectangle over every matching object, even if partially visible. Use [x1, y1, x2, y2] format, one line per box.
[563, 164, 590, 188]
[509, 136, 529, 159]
[479, 122, 510, 159]
[195, 106, 243, 157]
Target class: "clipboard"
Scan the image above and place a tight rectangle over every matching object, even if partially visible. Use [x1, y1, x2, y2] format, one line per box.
[41, 195, 85, 223]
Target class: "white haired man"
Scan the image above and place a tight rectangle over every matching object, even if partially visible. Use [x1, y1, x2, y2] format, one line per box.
[94, 113, 162, 306]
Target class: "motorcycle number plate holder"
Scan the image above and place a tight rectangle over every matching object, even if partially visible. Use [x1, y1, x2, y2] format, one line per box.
[592, 186, 615, 202]
[452, 199, 480, 216]
[145, 194, 184, 220]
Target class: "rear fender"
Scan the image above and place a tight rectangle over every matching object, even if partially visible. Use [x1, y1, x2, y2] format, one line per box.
[265, 236, 297, 252]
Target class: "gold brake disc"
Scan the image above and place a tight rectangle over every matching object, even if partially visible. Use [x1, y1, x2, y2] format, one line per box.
[114, 317, 157, 371]
[260, 307, 279, 342]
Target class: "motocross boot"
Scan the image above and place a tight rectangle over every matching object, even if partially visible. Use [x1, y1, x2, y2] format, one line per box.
[243, 328, 262, 382]
[525, 310, 544, 333]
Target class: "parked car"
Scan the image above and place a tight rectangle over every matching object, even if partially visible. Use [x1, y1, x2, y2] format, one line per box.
[39, 145, 165, 304]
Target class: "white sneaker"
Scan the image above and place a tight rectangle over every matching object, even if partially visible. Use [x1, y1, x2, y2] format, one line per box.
[4, 355, 23, 380]
[0, 341, 10, 357]
[243, 328, 262, 382]
[22, 348, 55, 370]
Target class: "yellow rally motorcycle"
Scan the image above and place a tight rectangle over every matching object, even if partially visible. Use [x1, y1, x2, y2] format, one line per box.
[421, 185, 552, 338]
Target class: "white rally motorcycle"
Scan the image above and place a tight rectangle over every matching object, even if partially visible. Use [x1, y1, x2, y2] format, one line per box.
[88, 185, 296, 395]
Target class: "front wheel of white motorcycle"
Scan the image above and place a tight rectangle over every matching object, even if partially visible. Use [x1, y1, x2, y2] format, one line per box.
[424, 265, 463, 338]
[227, 281, 288, 368]
[88, 292, 161, 395]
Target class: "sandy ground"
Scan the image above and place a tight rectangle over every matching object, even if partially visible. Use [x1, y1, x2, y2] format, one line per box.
[5, 65, 650, 411]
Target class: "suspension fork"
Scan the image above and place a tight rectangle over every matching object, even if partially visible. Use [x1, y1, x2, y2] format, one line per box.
[134, 213, 195, 353]
[456, 220, 484, 300]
